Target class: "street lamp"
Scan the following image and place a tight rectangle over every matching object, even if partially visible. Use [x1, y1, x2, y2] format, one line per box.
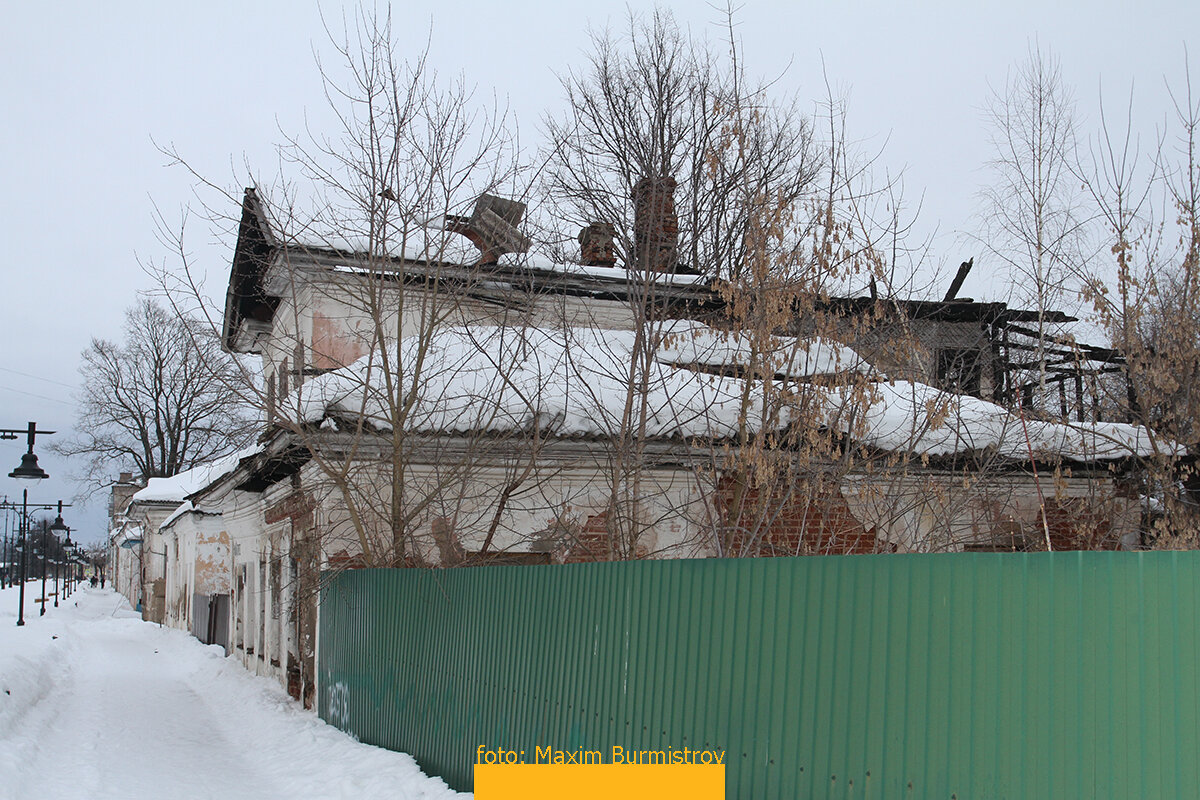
[3, 422, 53, 627]
[49, 504, 68, 611]
[8, 423, 49, 482]
[60, 528, 73, 604]
[62, 538, 73, 599]
[70, 541, 81, 597]
[1, 506, 11, 590]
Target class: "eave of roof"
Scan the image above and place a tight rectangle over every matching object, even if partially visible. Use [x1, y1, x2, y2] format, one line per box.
[222, 188, 279, 352]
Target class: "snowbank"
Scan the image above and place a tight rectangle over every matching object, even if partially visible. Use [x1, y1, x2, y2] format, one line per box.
[0, 585, 71, 735]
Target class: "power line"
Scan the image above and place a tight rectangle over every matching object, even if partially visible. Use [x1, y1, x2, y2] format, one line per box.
[0, 384, 76, 408]
[0, 365, 77, 390]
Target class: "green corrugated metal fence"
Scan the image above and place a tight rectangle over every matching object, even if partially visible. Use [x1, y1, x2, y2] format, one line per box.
[317, 552, 1200, 797]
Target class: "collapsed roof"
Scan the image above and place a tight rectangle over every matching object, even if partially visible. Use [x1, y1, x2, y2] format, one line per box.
[222, 187, 1081, 356]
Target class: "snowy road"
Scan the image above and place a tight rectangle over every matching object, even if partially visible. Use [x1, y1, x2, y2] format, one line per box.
[0, 584, 468, 800]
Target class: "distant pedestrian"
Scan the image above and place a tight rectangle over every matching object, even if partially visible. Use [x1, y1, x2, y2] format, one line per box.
[99, 572, 106, 589]
[90, 575, 98, 588]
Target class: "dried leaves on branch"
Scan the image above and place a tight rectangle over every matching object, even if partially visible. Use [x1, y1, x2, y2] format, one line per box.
[1078, 58, 1200, 544]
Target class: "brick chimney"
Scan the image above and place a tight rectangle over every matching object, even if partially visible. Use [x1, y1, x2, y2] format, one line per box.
[109, 472, 142, 522]
[632, 176, 678, 273]
[578, 222, 617, 267]
[441, 193, 531, 264]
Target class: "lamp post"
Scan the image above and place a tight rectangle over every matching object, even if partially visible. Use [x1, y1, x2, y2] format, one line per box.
[63, 541, 73, 599]
[1, 512, 9, 590]
[49, 505, 68, 610]
[60, 529, 73, 603]
[70, 543, 80, 596]
[3, 423, 53, 627]
[36, 521, 49, 615]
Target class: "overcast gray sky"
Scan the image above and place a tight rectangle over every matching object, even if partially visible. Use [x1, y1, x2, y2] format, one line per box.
[1, 0, 1194, 543]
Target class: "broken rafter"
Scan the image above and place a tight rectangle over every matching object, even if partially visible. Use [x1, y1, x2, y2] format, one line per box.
[943, 258, 974, 302]
[1003, 323, 1124, 363]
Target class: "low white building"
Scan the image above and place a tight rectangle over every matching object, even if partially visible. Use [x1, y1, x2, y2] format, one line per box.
[117, 185, 1171, 709]
[108, 453, 253, 625]
[108, 523, 143, 610]
[160, 502, 231, 645]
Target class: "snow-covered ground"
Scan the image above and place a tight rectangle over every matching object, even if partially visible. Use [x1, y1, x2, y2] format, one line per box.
[0, 582, 469, 800]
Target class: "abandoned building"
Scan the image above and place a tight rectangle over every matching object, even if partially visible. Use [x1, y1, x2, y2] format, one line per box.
[107, 181, 1166, 703]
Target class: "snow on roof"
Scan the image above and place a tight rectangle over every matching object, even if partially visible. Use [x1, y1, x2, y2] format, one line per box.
[254, 188, 484, 266]
[252, 189, 725, 288]
[130, 445, 262, 505]
[304, 242, 710, 286]
[288, 324, 753, 439]
[656, 322, 875, 380]
[495, 252, 709, 285]
[283, 323, 1167, 463]
[284, 223, 481, 265]
[159, 499, 225, 532]
[834, 380, 1167, 461]
[112, 524, 143, 548]
[159, 501, 194, 532]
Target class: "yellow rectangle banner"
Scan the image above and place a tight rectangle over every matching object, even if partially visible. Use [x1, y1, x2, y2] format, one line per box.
[475, 763, 725, 799]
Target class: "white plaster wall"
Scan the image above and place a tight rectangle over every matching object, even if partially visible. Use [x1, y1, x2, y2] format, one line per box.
[299, 458, 714, 564]
[162, 513, 232, 635]
[207, 487, 284, 684]
[260, 271, 643, 398]
[109, 542, 142, 610]
[841, 471, 1138, 552]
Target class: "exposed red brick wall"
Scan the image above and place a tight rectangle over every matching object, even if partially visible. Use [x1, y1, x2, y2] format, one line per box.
[632, 176, 678, 273]
[264, 491, 314, 526]
[553, 481, 888, 562]
[1038, 498, 1119, 551]
[326, 551, 370, 570]
[720, 480, 886, 556]
[563, 512, 612, 563]
[579, 222, 617, 267]
[311, 311, 365, 370]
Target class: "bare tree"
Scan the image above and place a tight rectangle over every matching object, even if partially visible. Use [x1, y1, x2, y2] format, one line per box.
[148, 11, 560, 705]
[156, 9, 556, 570]
[56, 298, 256, 490]
[1079, 56, 1200, 544]
[979, 43, 1088, 408]
[534, 8, 827, 559]
[149, 7, 1151, 582]
[543, 8, 820, 282]
[537, 8, 956, 559]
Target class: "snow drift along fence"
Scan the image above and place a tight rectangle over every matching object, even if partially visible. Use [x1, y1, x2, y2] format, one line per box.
[317, 552, 1200, 797]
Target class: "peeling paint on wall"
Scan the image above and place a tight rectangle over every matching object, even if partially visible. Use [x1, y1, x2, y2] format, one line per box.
[195, 530, 232, 595]
[311, 309, 366, 370]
